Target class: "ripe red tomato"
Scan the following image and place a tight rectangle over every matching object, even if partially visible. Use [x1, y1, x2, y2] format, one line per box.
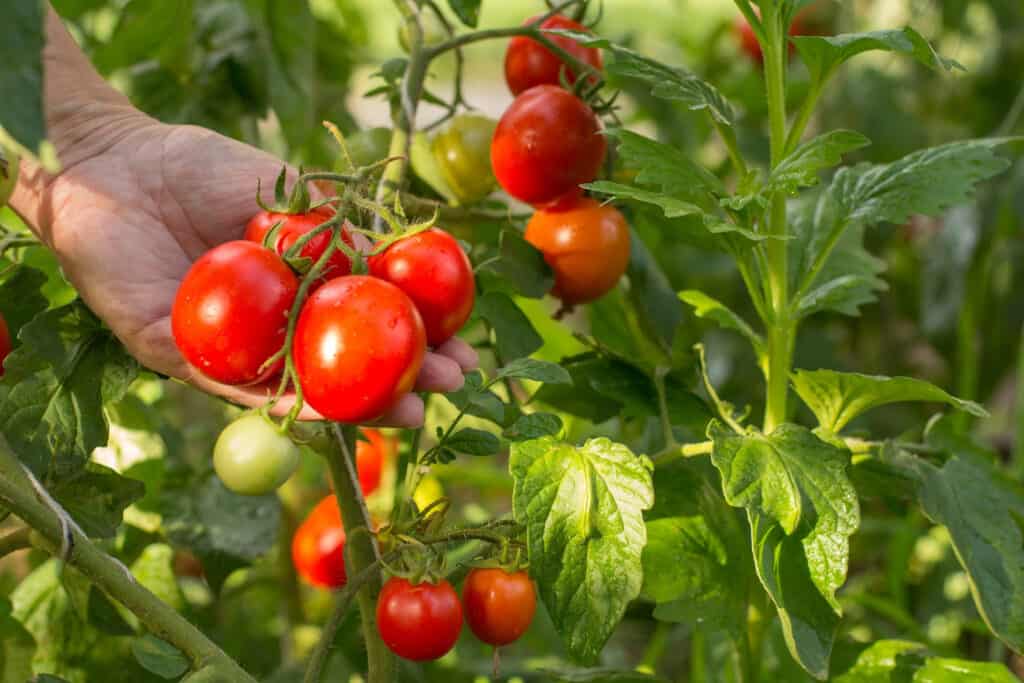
[377, 577, 463, 661]
[357, 428, 395, 496]
[491, 85, 605, 207]
[245, 208, 354, 280]
[462, 568, 536, 646]
[172, 241, 298, 385]
[368, 229, 475, 347]
[733, 12, 804, 64]
[0, 313, 10, 377]
[504, 14, 603, 95]
[292, 495, 347, 589]
[293, 276, 426, 423]
[525, 198, 631, 305]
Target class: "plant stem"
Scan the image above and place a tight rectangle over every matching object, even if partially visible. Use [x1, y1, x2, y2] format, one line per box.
[761, 8, 793, 434]
[0, 439, 257, 682]
[322, 424, 395, 683]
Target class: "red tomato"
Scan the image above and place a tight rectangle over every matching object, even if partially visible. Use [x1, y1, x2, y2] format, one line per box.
[0, 314, 10, 377]
[357, 428, 395, 496]
[377, 577, 463, 661]
[504, 14, 603, 96]
[244, 208, 354, 280]
[491, 85, 605, 207]
[462, 568, 536, 646]
[368, 229, 475, 346]
[292, 495, 347, 589]
[171, 241, 298, 385]
[525, 198, 631, 305]
[293, 276, 426, 423]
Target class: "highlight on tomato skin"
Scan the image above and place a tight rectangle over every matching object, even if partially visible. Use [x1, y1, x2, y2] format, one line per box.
[292, 495, 347, 589]
[504, 13, 603, 96]
[171, 240, 299, 386]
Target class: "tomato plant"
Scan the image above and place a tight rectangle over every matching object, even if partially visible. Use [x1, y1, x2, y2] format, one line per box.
[504, 13, 602, 95]
[292, 495, 347, 589]
[213, 413, 300, 495]
[293, 275, 426, 423]
[245, 208, 355, 280]
[490, 84, 606, 207]
[462, 567, 536, 647]
[171, 240, 298, 385]
[376, 577, 463, 661]
[368, 228, 475, 346]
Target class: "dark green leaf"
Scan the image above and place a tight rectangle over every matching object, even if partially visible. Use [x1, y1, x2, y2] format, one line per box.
[0, 0, 45, 151]
[503, 412, 563, 441]
[0, 302, 140, 479]
[92, 0, 192, 76]
[769, 130, 871, 195]
[679, 290, 765, 364]
[511, 437, 654, 663]
[50, 463, 145, 538]
[130, 544, 185, 612]
[627, 232, 684, 350]
[447, 0, 481, 27]
[443, 371, 506, 425]
[531, 356, 623, 423]
[0, 265, 49, 341]
[831, 639, 1017, 682]
[791, 369, 988, 434]
[445, 428, 501, 456]
[477, 292, 543, 361]
[481, 229, 554, 298]
[131, 635, 189, 679]
[496, 357, 572, 384]
[0, 597, 35, 683]
[85, 587, 134, 636]
[606, 128, 724, 200]
[11, 561, 93, 676]
[710, 423, 860, 679]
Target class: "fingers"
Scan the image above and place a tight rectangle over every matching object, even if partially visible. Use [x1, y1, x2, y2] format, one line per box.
[414, 352, 465, 393]
[190, 374, 325, 421]
[435, 337, 479, 372]
[372, 393, 426, 429]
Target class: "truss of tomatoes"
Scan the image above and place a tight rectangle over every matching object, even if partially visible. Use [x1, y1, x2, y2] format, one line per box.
[490, 12, 631, 307]
[171, 207, 475, 424]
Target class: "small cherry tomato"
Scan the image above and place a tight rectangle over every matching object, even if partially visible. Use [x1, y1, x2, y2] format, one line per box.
[368, 228, 475, 346]
[432, 114, 498, 205]
[525, 198, 631, 305]
[172, 241, 298, 385]
[293, 276, 426, 423]
[0, 313, 11, 377]
[491, 85, 605, 207]
[377, 577, 463, 661]
[462, 567, 537, 646]
[357, 428, 395, 496]
[0, 149, 19, 208]
[244, 208, 354, 281]
[292, 495, 347, 589]
[504, 14, 603, 96]
[213, 414, 301, 496]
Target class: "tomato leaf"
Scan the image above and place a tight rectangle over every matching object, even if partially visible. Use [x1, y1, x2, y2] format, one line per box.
[604, 128, 724, 200]
[831, 639, 1017, 682]
[447, 0, 481, 28]
[531, 356, 624, 423]
[511, 437, 654, 663]
[0, 264, 49, 342]
[0, 0, 45, 152]
[503, 412, 562, 441]
[627, 232, 685, 352]
[50, 463, 145, 538]
[0, 597, 35, 683]
[443, 370, 507, 425]
[710, 422, 860, 680]
[92, 0, 192, 76]
[679, 290, 765, 369]
[480, 229, 554, 299]
[791, 369, 988, 434]
[0, 302, 140, 480]
[131, 634, 189, 679]
[130, 544, 185, 613]
[495, 357, 571, 384]
[768, 130, 871, 195]
[445, 428, 501, 456]
[477, 292, 543, 361]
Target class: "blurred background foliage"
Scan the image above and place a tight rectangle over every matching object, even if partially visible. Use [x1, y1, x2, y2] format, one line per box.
[2, 0, 1024, 680]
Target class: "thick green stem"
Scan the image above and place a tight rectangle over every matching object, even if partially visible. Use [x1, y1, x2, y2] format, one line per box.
[0, 439, 257, 682]
[324, 424, 396, 683]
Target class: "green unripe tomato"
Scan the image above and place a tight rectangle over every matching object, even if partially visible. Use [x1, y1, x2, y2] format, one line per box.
[337, 127, 392, 174]
[213, 414, 300, 496]
[431, 114, 497, 205]
[0, 149, 20, 208]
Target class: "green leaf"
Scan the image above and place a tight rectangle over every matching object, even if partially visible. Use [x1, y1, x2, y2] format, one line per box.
[627, 232, 685, 351]
[496, 357, 572, 384]
[0, 302, 141, 479]
[11, 561, 94, 676]
[769, 130, 871, 195]
[0, 264, 49, 341]
[445, 428, 501, 456]
[791, 369, 988, 434]
[679, 290, 765, 365]
[831, 639, 1017, 682]
[131, 635, 189, 679]
[606, 128, 724, 200]
[793, 28, 963, 86]
[131, 544, 185, 613]
[540, 668, 666, 683]
[481, 229, 554, 299]
[477, 292, 543, 361]
[92, 0, 192, 76]
[0, 597, 35, 683]
[710, 423, 860, 679]
[894, 446, 1024, 654]
[49, 463, 144, 538]
[443, 371, 507, 425]
[503, 412, 563, 441]
[531, 356, 624, 423]
[447, 0, 481, 27]
[511, 437, 654, 663]
[0, 0, 45, 152]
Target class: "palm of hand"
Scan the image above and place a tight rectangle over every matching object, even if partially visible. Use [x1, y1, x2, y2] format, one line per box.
[35, 122, 472, 426]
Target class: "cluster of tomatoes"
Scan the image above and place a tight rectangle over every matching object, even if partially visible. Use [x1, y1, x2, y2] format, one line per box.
[491, 13, 631, 306]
